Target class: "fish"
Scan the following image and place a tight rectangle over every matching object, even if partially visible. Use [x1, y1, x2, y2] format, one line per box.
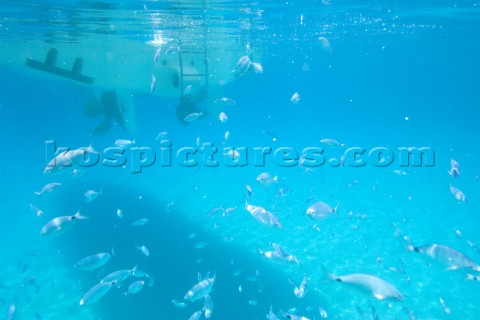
[327, 270, 403, 300]
[40, 211, 88, 237]
[84, 189, 101, 203]
[246, 203, 281, 228]
[79, 281, 116, 305]
[256, 172, 278, 188]
[407, 244, 480, 271]
[214, 97, 236, 106]
[194, 241, 208, 249]
[259, 242, 299, 264]
[318, 36, 332, 54]
[155, 131, 168, 141]
[74, 248, 115, 271]
[136, 245, 150, 257]
[184, 274, 215, 301]
[291, 92, 301, 104]
[5, 303, 15, 320]
[100, 266, 137, 284]
[439, 297, 451, 314]
[219, 112, 228, 123]
[29, 204, 44, 217]
[233, 55, 263, 77]
[165, 44, 179, 56]
[114, 139, 136, 149]
[34, 182, 61, 195]
[320, 138, 344, 147]
[132, 218, 149, 226]
[289, 273, 307, 298]
[116, 207, 123, 219]
[188, 310, 203, 320]
[203, 294, 213, 319]
[266, 305, 280, 320]
[145, 274, 154, 287]
[306, 201, 337, 220]
[449, 184, 466, 202]
[123, 280, 145, 297]
[448, 159, 460, 178]
[44, 146, 94, 174]
[222, 207, 237, 217]
[184, 112, 203, 122]
[150, 74, 156, 93]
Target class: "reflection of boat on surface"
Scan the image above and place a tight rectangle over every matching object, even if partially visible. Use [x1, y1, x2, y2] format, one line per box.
[0, 0, 263, 134]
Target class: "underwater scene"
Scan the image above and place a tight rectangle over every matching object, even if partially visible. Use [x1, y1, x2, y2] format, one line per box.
[0, 0, 479, 319]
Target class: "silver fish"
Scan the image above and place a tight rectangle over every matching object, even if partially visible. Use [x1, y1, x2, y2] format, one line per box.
[408, 244, 480, 271]
[320, 138, 344, 147]
[74, 249, 115, 271]
[79, 281, 116, 305]
[259, 242, 299, 264]
[184, 275, 215, 301]
[203, 294, 213, 319]
[449, 184, 466, 202]
[123, 280, 145, 297]
[328, 272, 403, 300]
[214, 97, 237, 106]
[132, 218, 149, 226]
[136, 245, 150, 257]
[114, 139, 135, 149]
[289, 273, 307, 298]
[84, 189, 101, 203]
[40, 211, 88, 237]
[100, 266, 137, 284]
[256, 172, 278, 188]
[188, 310, 203, 320]
[306, 201, 337, 220]
[44, 146, 93, 174]
[246, 203, 281, 228]
[184, 112, 203, 122]
[34, 182, 61, 195]
[448, 159, 460, 178]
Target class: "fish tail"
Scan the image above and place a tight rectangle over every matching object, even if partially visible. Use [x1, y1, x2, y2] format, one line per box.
[406, 245, 418, 252]
[334, 202, 339, 214]
[466, 274, 475, 281]
[320, 264, 336, 281]
[74, 211, 89, 220]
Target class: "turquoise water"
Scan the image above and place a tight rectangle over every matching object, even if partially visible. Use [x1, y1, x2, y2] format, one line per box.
[1, 1, 480, 319]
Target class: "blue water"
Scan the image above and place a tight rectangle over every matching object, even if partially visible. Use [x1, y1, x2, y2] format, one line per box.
[1, 1, 480, 319]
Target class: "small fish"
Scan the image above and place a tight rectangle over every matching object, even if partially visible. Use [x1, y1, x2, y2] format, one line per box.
[136, 245, 150, 257]
[224, 149, 240, 161]
[184, 274, 215, 301]
[318, 36, 332, 54]
[171, 299, 187, 308]
[153, 47, 161, 62]
[116, 207, 123, 219]
[224, 130, 230, 143]
[449, 184, 466, 202]
[318, 307, 328, 318]
[132, 218, 149, 226]
[155, 131, 168, 141]
[306, 201, 337, 220]
[30, 204, 44, 217]
[251, 62, 263, 73]
[145, 273, 154, 287]
[100, 266, 137, 284]
[266, 305, 280, 320]
[245, 184, 253, 198]
[150, 74, 156, 93]
[233, 55, 252, 77]
[246, 203, 281, 228]
[289, 273, 307, 298]
[34, 182, 61, 195]
[259, 242, 299, 264]
[183, 85, 193, 96]
[40, 211, 88, 237]
[123, 280, 145, 297]
[291, 92, 301, 104]
[194, 241, 208, 249]
[448, 159, 460, 178]
[439, 297, 451, 314]
[320, 138, 344, 147]
[256, 172, 278, 188]
[222, 207, 237, 217]
[74, 249, 115, 271]
[219, 112, 228, 123]
[327, 270, 403, 300]
[188, 310, 203, 320]
[79, 281, 116, 305]
[114, 139, 136, 149]
[203, 294, 213, 318]
[407, 244, 480, 271]
[214, 97, 236, 106]
[5, 303, 15, 320]
[184, 112, 203, 122]
[84, 189, 101, 203]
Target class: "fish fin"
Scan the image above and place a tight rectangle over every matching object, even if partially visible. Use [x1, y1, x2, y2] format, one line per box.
[73, 211, 89, 220]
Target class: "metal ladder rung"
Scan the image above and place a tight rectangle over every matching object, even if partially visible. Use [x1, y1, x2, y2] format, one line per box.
[182, 73, 207, 77]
